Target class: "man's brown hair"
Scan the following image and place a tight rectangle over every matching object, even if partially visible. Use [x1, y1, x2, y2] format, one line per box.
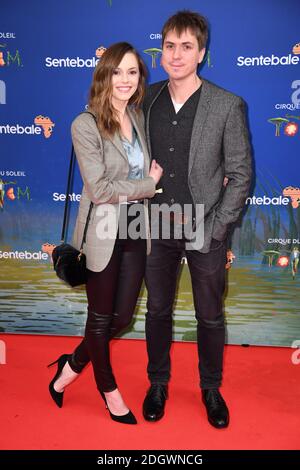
[162, 10, 208, 50]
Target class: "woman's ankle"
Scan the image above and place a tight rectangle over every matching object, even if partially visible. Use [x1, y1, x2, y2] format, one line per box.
[102, 389, 129, 415]
[54, 362, 79, 392]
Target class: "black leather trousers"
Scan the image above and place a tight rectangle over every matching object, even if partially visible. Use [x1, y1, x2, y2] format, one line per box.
[69, 223, 146, 392]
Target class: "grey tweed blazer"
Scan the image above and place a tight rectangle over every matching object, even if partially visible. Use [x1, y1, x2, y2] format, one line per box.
[71, 108, 155, 272]
[143, 78, 253, 252]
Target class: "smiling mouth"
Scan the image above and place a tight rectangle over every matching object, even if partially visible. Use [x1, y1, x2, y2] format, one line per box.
[116, 87, 132, 92]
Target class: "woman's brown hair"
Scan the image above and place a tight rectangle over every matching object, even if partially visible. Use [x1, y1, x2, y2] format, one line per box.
[88, 42, 147, 138]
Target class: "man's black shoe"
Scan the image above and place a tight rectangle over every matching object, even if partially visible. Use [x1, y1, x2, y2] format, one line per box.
[202, 389, 229, 429]
[143, 384, 168, 422]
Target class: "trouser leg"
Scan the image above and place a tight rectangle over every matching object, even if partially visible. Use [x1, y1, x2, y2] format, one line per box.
[145, 238, 183, 384]
[186, 239, 227, 389]
[69, 236, 146, 391]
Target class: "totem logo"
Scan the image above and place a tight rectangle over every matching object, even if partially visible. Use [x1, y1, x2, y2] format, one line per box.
[268, 117, 299, 137]
[143, 48, 162, 68]
[0, 180, 31, 210]
[0, 44, 22, 67]
[0, 115, 55, 138]
[269, 80, 300, 136]
[45, 45, 106, 68]
[237, 42, 300, 67]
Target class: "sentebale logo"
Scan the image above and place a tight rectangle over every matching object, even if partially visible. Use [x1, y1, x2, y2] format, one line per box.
[237, 43, 300, 67]
[45, 45, 106, 68]
[95, 46, 106, 58]
[34, 115, 55, 138]
[282, 186, 300, 208]
[0, 115, 55, 138]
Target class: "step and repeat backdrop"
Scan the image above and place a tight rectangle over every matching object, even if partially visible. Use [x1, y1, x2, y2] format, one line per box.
[1, 0, 299, 346]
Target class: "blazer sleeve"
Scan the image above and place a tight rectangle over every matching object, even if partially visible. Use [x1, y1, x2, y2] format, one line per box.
[212, 97, 252, 241]
[71, 114, 156, 205]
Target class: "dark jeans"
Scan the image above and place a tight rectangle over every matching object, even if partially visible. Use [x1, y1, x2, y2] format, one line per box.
[145, 237, 226, 389]
[69, 210, 146, 393]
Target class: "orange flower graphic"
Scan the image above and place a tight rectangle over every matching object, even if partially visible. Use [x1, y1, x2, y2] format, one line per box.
[34, 115, 55, 138]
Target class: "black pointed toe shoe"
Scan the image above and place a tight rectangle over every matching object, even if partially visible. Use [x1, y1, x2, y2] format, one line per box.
[47, 354, 70, 408]
[100, 392, 137, 425]
[143, 384, 168, 422]
[202, 389, 229, 429]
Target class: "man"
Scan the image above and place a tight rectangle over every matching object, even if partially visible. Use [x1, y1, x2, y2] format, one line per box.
[142, 10, 252, 428]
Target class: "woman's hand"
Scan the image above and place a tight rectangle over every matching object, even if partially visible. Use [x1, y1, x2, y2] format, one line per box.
[149, 159, 163, 185]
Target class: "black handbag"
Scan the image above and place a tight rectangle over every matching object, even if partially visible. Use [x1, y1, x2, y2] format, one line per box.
[52, 112, 99, 287]
[52, 144, 93, 287]
[52, 241, 89, 287]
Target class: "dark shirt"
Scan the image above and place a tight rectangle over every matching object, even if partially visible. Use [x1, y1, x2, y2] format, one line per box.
[149, 84, 201, 211]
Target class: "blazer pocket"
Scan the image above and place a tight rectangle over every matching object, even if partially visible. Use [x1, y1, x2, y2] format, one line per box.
[209, 238, 225, 251]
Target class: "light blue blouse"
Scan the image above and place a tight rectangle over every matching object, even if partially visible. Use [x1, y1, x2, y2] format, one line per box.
[121, 128, 144, 180]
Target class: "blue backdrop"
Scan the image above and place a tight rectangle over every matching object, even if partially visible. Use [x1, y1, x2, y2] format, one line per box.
[1, 0, 300, 346]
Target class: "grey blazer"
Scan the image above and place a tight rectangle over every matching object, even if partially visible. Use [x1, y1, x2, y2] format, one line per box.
[71, 108, 156, 272]
[143, 78, 252, 252]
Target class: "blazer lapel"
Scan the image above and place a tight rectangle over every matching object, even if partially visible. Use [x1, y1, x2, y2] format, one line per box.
[188, 78, 211, 176]
[108, 133, 128, 163]
[107, 108, 150, 173]
[145, 81, 169, 159]
[83, 109, 127, 161]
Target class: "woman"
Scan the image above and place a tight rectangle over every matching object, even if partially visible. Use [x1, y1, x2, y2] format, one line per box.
[48, 42, 163, 425]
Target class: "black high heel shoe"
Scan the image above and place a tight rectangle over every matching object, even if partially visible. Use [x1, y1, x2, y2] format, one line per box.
[100, 391, 137, 425]
[47, 354, 70, 408]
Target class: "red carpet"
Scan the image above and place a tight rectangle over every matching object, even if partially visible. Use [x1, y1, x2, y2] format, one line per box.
[0, 334, 299, 450]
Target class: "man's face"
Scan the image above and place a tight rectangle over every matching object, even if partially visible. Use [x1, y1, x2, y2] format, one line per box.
[161, 28, 205, 81]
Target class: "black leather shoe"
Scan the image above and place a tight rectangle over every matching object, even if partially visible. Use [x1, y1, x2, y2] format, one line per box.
[202, 389, 229, 428]
[143, 384, 168, 422]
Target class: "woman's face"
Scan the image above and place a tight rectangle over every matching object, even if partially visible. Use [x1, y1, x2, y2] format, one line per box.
[111, 52, 140, 108]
